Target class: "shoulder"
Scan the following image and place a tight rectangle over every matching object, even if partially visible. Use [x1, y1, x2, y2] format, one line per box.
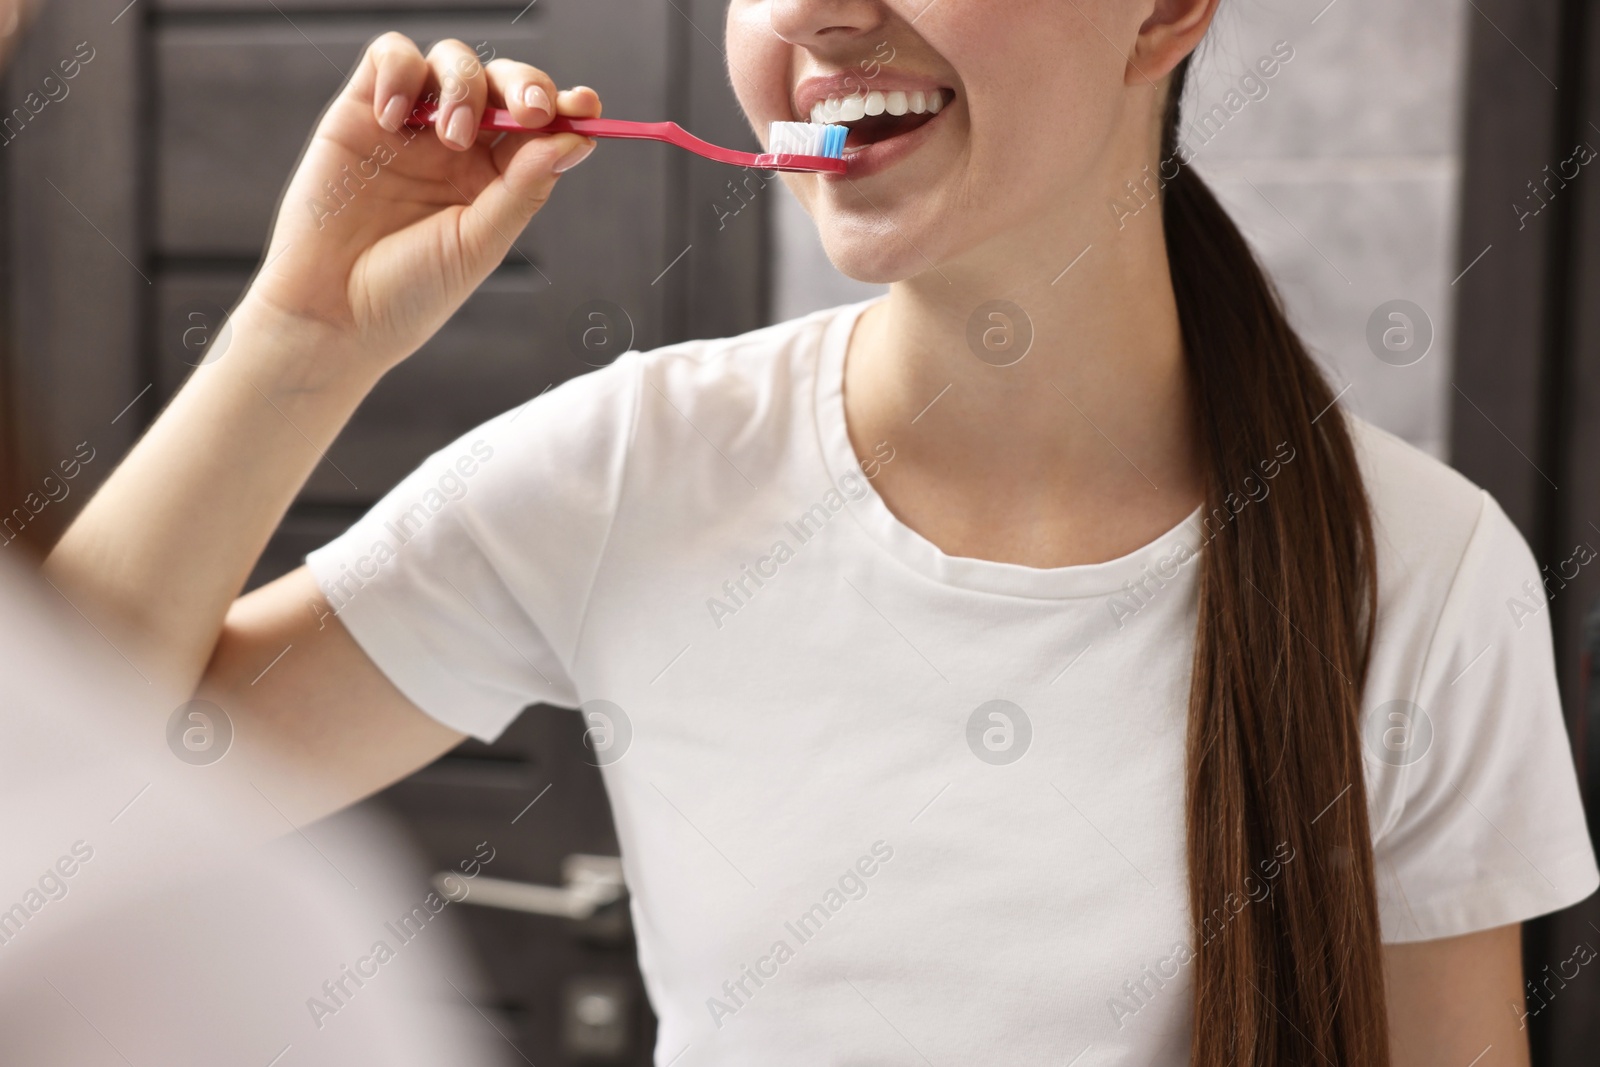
[474, 301, 857, 461]
[628, 300, 858, 415]
[1344, 419, 1598, 938]
[1345, 414, 1554, 726]
[1343, 414, 1524, 619]
[1345, 414, 1556, 761]
[610, 301, 870, 478]
[454, 300, 871, 523]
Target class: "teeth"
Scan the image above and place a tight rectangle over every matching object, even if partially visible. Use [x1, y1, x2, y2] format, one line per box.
[806, 88, 946, 125]
[833, 95, 866, 122]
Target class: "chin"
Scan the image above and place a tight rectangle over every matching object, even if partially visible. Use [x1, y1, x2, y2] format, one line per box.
[819, 236, 925, 285]
[802, 202, 952, 285]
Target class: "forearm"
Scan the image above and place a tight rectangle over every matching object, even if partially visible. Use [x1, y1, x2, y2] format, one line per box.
[42, 299, 382, 697]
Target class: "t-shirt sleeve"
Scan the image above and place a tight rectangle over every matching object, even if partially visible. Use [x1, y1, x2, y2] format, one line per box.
[304, 354, 641, 743]
[1373, 492, 1600, 942]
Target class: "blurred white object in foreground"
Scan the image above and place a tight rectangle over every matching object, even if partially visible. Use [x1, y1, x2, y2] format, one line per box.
[0, 554, 514, 1067]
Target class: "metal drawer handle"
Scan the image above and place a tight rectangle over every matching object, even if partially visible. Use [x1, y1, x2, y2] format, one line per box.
[434, 854, 624, 920]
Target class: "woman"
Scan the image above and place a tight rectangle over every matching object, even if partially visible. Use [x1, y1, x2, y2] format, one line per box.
[42, 0, 1598, 1063]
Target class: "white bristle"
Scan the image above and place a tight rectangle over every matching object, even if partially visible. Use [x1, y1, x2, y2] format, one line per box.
[769, 121, 817, 156]
[767, 121, 841, 159]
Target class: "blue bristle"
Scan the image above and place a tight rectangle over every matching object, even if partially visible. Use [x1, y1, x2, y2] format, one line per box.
[826, 124, 845, 158]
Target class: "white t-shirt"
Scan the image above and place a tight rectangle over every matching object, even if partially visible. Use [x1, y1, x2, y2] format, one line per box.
[307, 298, 1600, 1065]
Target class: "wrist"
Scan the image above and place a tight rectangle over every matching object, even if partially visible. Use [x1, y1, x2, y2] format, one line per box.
[222, 294, 387, 400]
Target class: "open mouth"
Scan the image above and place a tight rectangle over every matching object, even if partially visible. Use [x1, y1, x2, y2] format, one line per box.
[808, 89, 952, 152]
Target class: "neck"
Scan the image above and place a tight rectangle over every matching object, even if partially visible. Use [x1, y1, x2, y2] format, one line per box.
[844, 202, 1204, 532]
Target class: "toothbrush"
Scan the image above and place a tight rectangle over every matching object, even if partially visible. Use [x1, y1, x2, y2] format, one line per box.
[405, 103, 848, 174]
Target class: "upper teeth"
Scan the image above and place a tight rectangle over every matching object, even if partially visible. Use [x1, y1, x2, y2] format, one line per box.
[809, 89, 944, 125]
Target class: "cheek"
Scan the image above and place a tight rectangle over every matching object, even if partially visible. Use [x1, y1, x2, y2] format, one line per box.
[725, 4, 792, 129]
[935, 5, 1105, 155]
[960, 24, 1125, 191]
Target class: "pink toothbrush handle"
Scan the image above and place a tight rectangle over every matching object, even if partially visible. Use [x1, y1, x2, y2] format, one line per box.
[405, 104, 845, 174]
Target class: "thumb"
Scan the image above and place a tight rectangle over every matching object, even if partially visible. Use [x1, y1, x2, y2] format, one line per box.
[458, 131, 594, 265]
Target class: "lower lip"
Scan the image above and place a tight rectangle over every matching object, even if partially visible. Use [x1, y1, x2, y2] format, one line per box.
[824, 104, 950, 181]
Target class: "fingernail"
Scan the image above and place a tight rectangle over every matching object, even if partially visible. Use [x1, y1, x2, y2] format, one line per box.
[553, 140, 596, 173]
[379, 93, 409, 131]
[522, 84, 551, 117]
[444, 107, 476, 148]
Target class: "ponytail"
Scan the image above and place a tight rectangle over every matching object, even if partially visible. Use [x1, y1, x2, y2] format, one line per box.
[1162, 55, 1389, 1066]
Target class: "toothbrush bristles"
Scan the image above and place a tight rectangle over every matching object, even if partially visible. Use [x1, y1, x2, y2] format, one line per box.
[768, 121, 847, 160]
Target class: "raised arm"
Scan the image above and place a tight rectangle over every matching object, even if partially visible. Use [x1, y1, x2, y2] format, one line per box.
[42, 33, 599, 825]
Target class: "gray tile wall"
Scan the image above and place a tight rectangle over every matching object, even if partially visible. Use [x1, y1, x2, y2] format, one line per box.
[1186, 0, 1468, 459]
[770, 0, 1467, 458]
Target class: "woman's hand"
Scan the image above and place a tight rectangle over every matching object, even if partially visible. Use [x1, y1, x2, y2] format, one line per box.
[240, 32, 599, 379]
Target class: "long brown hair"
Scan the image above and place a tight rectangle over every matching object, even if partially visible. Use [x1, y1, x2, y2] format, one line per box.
[1161, 55, 1388, 1065]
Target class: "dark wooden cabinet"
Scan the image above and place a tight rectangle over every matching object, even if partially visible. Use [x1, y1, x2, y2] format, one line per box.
[1452, 0, 1600, 1062]
[2, 1, 769, 1062]
[382, 706, 657, 1063]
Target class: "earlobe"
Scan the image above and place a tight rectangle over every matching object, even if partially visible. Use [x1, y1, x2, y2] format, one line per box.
[1131, 0, 1221, 85]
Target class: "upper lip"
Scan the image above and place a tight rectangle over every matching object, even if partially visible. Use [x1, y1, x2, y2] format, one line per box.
[792, 71, 952, 122]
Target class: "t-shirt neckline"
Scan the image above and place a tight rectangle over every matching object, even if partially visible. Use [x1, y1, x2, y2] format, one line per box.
[812, 297, 1205, 600]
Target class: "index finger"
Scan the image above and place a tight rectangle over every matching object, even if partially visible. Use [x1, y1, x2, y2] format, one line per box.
[354, 32, 428, 132]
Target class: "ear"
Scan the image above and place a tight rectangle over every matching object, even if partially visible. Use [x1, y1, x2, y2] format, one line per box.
[1130, 0, 1220, 85]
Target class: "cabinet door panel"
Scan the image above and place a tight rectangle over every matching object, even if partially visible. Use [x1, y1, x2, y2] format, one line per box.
[155, 266, 594, 504]
[152, 1, 676, 296]
[154, 16, 541, 256]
